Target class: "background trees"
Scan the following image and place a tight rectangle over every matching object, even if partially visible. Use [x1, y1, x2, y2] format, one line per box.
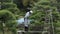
[0, 10, 17, 34]
[0, 0, 60, 34]
[30, 0, 60, 34]
[0, 0, 20, 34]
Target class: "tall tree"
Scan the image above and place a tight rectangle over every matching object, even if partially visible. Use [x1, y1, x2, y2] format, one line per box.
[0, 0, 20, 34]
[30, 0, 60, 34]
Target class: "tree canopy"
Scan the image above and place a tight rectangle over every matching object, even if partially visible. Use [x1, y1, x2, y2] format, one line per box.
[0, 0, 60, 34]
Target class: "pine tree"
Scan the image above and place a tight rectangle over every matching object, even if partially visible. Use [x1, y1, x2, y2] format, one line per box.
[0, 0, 20, 34]
[30, 0, 60, 34]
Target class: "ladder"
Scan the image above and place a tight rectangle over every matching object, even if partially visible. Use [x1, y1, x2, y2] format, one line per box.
[42, 9, 55, 34]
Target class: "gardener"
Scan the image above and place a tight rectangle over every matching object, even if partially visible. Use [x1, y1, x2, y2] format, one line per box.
[24, 8, 33, 31]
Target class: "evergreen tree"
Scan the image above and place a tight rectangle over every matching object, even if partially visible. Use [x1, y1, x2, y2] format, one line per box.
[0, 0, 20, 34]
[0, 0, 60, 34]
[30, 0, 60, 34]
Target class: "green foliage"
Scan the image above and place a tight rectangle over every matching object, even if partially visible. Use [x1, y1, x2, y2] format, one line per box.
[0, 0, 60, 34]
[0, 10, 17, 33]
[0, 10, 16, 20]
[13, 0, 35, 9]
[2, 3, 20, 15]
[2, 0, 12, 2]
[0, 0, 19, 34]
[29, 0, 60, 33]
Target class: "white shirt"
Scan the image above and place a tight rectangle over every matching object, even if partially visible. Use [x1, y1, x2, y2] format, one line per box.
[24, 10, 33, 27]
[25, 12, 30, 18]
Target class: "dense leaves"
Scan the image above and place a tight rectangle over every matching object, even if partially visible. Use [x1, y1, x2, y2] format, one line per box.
[0, 0, 60, 34]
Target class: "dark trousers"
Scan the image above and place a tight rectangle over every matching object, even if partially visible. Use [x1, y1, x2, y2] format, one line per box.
[25, 26, 28, 31]
[22, 26, 28, 34]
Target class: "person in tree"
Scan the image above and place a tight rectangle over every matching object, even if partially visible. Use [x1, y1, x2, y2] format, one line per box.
[24, 8, 33, 31]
